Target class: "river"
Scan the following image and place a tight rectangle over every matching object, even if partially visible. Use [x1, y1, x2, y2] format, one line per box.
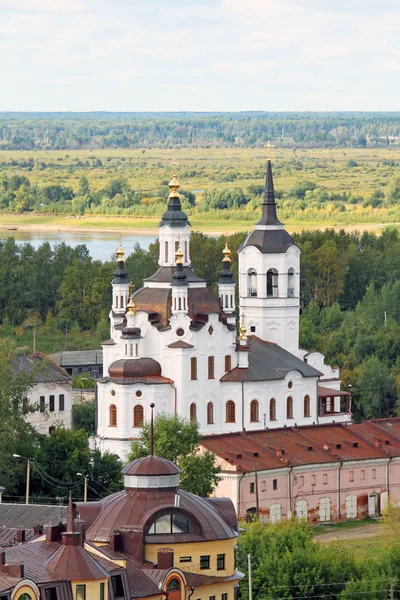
[0, 230, 157, 261]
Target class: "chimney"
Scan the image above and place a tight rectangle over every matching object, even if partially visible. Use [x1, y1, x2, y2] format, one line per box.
[157, 548, 174, 569]
[109, 531, 122, 553]
[118, 527, 143, 563]
[33, 524, 43, 536]
[8, 564, 24, 578]
[16, 530, 26, 543]
[74, 519, 86, 545]
[46, 524, 64, 543]
[0, 552, 5, 566]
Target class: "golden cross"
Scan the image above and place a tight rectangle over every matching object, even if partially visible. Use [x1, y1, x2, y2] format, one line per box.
[265, 140, 275, 161]
[171, 158, 179, 174]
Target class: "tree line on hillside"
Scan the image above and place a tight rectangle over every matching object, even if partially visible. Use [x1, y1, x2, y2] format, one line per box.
[1, 112, 400, 150]
[1, 228, 400, 421]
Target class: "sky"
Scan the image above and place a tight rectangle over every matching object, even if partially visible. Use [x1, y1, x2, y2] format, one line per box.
[0, 0, 400, 112]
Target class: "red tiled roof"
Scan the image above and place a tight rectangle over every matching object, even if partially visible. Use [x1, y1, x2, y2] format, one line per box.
[201, 419, 400, 473]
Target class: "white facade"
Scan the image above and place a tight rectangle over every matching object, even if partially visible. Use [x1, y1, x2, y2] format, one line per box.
[96, 164, 351, 459]
[25, 381, 72, 436]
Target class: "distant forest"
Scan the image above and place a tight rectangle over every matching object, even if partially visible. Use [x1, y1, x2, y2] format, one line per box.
[1, 112, 400, 150]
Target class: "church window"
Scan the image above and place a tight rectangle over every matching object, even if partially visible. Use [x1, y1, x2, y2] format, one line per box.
[49, 395, 55, 412]
[247, 269, 257, 297]
[250, 326, 256, 333]
[175, 240, 179, 253]
[225, 294, 228, 308]
[167, 579, 180, 591]
[269, 398, 276, 421]
[208, 356, 215, 379]
[133, 405, 144, 427]
[208, 325, 214, 336]
[59, 394, 65, 411]
[176, 327, 185, 337]
[120, 295, 124, 308]
[111, 389, 116, 396]
[190, 403, 197, 422]
[190, 357, 197, 380]
[207, 402, 214, 424]
[287, 397, 293, 419]
[273, 479, 278, 490]
[178, 297, 182, 311]
[136, 390, 142, 397]
[304, 395, 311, 417]
[299, 476, 304, 487]
[349, 470, 354, 482]
[267, 269, 279, 297]
[372, 469, 376, 479]
[115, 296, 119, 308]
[250, 400, 259, 422]
[130, 344, 133, 356]
[173, 298, 176, 311]
[311, 474, 316, 486]
[288, 268, 295, 297]
[185, 241, 188, 262]
[226, 400, 236, 423]
[125, 344, 128, 356]
[261, 480, 266, 492]
[230, 295, 233, 308]
[109, 404, 117, 427]
[225, 355, 231, 372]
[288, 381, 293, 389]
[165, 241, 168, 263]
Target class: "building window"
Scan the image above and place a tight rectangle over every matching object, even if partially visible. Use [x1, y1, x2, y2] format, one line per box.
[148, 513, 195, 535]
[267, 268, 279, 297]
[109, 404, 117, 427]
[311, 474, 316, 486]
[372, 468, 376, 480]
[250, 400, 259, 422]
[185, 241, 188, 263]
[133, 405, 144, 427]
[361, 470, 365, 481]
[225, 355, 231, 372]
[304, 395, 311, 417]
[247, 269, 257, 296]
[40, 396, 45, 412]
[323, 473, 328, 485]
[207, 402, 214, 424]
[45, 589, 57, 600]
[261, 480, 266, 492]
[210, 597, 216, 600]
[165, 241, 168, 263]
[111, 575, 124, 598]
[288, 268, 295, 297]
[115, 295, 119, 308]
[49, 395, 55, 412]
[208, 356, 215, 379]
[191, 357, 197, 380]
[217, 554, 225, 570]
[76, 585, 86, 600]
[250, 482, 255, 494]
[273, 479, 278, 490]
[222, 594, 228, 600]
[190, 403, 197, 422]
[180, 556, 192, 563]
[100, 583, 105, 600]
[226, 400, 236, 423]
[299, 476, 304, 487]
[59, 394, 65, 411]
[167, 579, 181, 591]
[269, 398, 276, 421]
[287, 396, 293, 419]
[349, 470, 354, 482]
[200, 555, 210, 570]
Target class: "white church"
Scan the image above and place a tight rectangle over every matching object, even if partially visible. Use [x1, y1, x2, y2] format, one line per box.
[96, 158, 352, 459]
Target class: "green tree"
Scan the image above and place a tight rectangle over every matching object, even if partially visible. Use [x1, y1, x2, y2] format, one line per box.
[72, 400, 96, 434]
[128, 414, 220, 497]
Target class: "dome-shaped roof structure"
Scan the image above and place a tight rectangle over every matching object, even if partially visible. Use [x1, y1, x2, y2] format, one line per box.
[109, 358, 161, 379]
[121, 325, 142, 339]
[122, 455, 181, 477]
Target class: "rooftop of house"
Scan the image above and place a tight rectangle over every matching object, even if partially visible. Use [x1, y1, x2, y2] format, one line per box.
[13, 353, 71, 384]
[201, 418, 400, 473]
[49, 349, 103, 368]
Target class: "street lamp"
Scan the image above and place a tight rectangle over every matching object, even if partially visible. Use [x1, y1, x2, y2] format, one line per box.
[13, 454, 32, 505]
[76, 472, 88, 502]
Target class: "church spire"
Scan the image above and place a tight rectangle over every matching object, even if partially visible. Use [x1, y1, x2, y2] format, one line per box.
[256, 148, 283, 227]
[159, 160, 190, 228]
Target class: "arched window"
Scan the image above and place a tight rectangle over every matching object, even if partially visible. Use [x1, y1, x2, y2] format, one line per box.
[267, 268, 279, 297]
[269, 398, 276, 421]
[167, 578, 181, 591]
[190, 403, 197, 422]
[147, 512, 196, 535]
[287, 396, 293, 419]
[250, 400, 259, 422]
[133, 405, 144, 428]
[247, 269, 257, 297]
[109, 404, 117, 427]
[207, 402, 214, 424]
[226, 400, 236, 423]
[288, 268, 295, 297]
[304, 395, 311, 417]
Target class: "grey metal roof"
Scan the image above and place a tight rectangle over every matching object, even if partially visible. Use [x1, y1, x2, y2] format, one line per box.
[221, 336, 322, 382]
[0, 504, 67, 529]
[144, 265, 206, 284]
[49, 350, 103, 368]
[13, 353, 71, 383]
[239, 228, 297, 254]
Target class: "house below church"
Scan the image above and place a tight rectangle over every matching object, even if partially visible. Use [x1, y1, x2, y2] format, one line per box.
[201, 418, 400, 523]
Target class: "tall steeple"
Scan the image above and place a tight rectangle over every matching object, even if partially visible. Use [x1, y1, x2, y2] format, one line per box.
[238, 143, 301, 354]
[111, 238, 130, 321]
[171, 241, 188, 315]
[158, 161, 191, 268]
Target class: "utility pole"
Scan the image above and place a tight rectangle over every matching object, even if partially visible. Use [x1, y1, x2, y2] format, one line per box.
[248, 554, 253, 600]
[254, 463, 260, 521]
[77, 473, 88, 502]
[26, 458, 31, 505]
